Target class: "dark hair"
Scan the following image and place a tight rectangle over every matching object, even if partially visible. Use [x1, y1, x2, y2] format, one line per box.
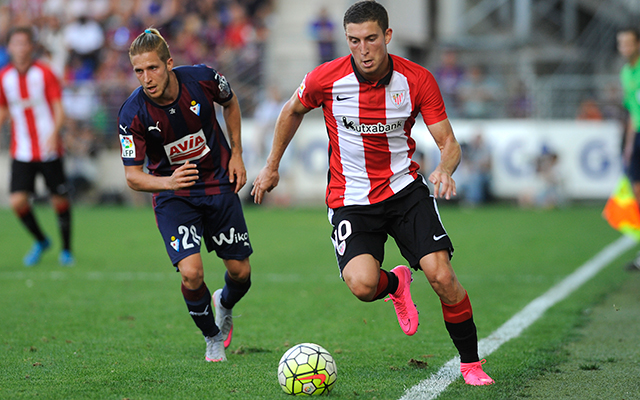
[618, 27, 640, 40]
[7, 26, 35, 43]
[129, 27, 171, 63]
[343, 1, 389, 33]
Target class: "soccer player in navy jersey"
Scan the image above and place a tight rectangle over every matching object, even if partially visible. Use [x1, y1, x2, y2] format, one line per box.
[252, 1, 494, 385]
[118, 28, 252, 362]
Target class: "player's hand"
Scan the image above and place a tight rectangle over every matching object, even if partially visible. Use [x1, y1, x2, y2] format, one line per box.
[169, 161, 199, 190]
[429, 168, 457, 200]
[251, 166, 280, 204]
[228, 154, 247, 194]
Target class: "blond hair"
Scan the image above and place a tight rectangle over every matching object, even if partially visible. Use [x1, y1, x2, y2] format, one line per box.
[129, 28, 171, 62]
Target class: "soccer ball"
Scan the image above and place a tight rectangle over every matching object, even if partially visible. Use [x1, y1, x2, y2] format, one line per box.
[277, 343, 337, 395]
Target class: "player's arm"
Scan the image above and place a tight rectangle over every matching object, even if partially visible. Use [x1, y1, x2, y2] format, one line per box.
[221, 90, 247, 193]
[0, 105, 8, 128]
[623, 114, 635, 165]
[124, 161, 199, 193]
[251, 91, 311, 204]
[427, 118, 461, 200]
[46, 99, 65, 151]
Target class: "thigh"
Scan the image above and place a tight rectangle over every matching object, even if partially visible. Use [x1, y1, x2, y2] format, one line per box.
[40, 159, 70, 196]
[329, 205, 387, 277]
[10, 160, 37, 193]
[153, 196, 205, 267]
[387, 180, 454, 270]
[202, 192, 253, 261]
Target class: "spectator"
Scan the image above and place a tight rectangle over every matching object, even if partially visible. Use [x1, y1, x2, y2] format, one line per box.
[458, 65, 501, 119]
[576, 98, 603, 121]
[459, 132, 492, 206]
[309, 7, 336, 65]
[63, 14, 105, 74]
[433, 49, 465, 118]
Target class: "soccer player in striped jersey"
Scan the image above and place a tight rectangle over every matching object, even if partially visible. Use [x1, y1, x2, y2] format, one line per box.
[118, 28, 252, 362]
[0, 26, 73, 267]
[252, 1, 494, 385]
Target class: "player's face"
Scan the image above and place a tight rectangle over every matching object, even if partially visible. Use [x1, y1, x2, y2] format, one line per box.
[131, 51, 176, 105]
[7, 32, 33, 68]
[617, 32, 640, 62]
[345, 20, 392, 82]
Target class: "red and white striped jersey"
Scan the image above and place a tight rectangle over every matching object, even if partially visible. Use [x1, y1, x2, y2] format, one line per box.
[0, 61, 62, 162]
[297, 54, 447, 208]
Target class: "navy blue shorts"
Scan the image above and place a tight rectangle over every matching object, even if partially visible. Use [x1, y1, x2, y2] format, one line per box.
[153, 192, 253, 267]
[328, 178, 453, 274]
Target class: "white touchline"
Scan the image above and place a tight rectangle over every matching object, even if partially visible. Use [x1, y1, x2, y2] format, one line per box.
[399, 235, 637, 400]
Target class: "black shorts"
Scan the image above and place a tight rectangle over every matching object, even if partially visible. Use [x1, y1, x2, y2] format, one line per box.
[328, 178, 454, 274]
[628, 132, 640, 183]
[10, 159, 69, 196]
[153, 192, 253, 267]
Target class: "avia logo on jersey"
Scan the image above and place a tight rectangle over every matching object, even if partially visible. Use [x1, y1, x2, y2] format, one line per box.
[341, 116, 404, 134]
[120, 134, 136, 158]
[163, 130, 210, 165]
[212, 227, 249, 247]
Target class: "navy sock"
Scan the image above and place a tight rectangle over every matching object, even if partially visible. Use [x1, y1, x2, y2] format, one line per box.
[182, 282, 218, 337]
[221, 271, 251, 309]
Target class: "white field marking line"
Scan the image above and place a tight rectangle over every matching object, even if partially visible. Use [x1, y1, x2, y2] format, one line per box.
[399, 234, 637, 400]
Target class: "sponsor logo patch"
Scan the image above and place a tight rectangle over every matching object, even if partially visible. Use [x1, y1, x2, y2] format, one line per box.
[163, 130, 210, 165]
[120, 134, 135, 158]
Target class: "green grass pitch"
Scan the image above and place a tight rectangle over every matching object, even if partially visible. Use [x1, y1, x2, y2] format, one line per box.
[0, 203, 635, 399]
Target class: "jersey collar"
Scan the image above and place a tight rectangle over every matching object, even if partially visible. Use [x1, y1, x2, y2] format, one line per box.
[350, 55, 393, 87]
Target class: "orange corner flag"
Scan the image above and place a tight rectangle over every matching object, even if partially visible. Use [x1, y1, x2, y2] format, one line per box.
[602, 176, 640, 241]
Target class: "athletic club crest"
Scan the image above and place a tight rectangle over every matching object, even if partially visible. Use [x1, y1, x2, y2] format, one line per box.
[389, 91, 406, 108]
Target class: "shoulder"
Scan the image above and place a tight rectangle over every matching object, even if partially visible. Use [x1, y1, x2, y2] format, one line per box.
[306, 55, 353, 84]
[173, 64, 217, 83]
[391, 54, 433, 80]
[118, 87, 147, 124]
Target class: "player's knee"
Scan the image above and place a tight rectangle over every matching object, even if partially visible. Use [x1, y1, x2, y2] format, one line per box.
[346, 278, 376, 302]
[225, 258, 251, 282]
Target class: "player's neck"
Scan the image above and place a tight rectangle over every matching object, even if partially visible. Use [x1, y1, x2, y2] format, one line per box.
[12, 59, 33, 75]
[155, 71, 179, 106]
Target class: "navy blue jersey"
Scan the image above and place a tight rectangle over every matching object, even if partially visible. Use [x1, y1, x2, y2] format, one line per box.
[117, 65, 234, 197]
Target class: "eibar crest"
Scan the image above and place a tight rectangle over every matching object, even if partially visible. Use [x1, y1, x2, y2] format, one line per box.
[389, 90, 406, 108]
[190, 100, 201, 116]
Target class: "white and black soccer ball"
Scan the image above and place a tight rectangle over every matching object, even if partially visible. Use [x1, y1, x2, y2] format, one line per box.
[277, 343, 337, 396]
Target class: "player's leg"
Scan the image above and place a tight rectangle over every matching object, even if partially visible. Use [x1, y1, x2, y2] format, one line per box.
[204, 192, 254, 350]
[154, 195, 225, 361]
[330, 205, 418, 335]
[178, 254, 226, 362]
[10, 160, 49, 266]
[214, 258, 252, 348]
[419, 252, 493, 385]
[42, 159, 73, 265]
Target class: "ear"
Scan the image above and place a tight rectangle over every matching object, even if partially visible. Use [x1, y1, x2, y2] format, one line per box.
[384, 28, 393, 45]
[166, 57, 174, 71]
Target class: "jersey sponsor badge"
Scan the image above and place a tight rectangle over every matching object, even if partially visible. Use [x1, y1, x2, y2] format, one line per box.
[120, 134, 136, 158]
[163, 129, 210, 165]
[389, 90, 406, 108]
[189, 100, 201, 116]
